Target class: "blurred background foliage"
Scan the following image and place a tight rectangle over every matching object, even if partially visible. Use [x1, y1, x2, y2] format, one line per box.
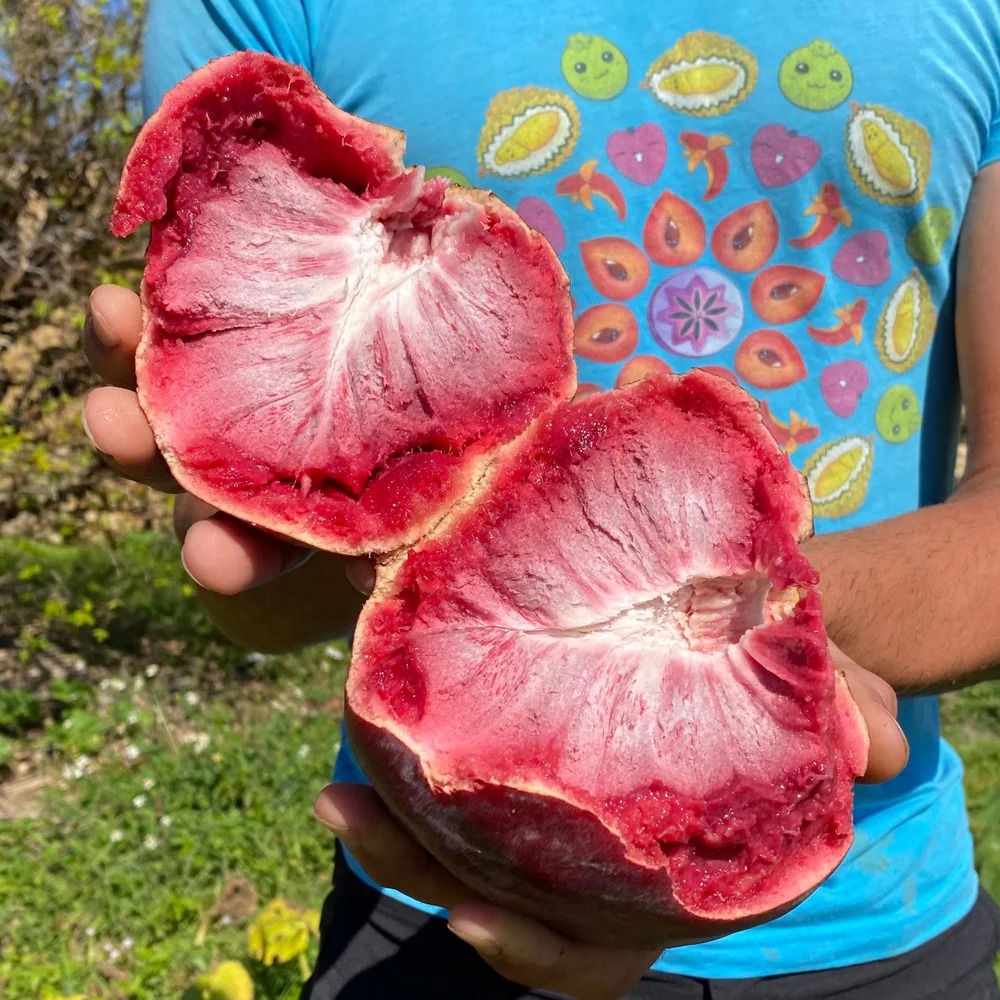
[0, 0, 162, 546]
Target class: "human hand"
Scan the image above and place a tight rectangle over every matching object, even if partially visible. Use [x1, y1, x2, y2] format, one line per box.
[314, 648, 907, 1000]
[81, 284, 374, 597]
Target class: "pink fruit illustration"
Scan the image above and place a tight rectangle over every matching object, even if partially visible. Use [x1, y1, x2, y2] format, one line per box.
[606, 123, 668, 185]
[750, 125, 820, 188]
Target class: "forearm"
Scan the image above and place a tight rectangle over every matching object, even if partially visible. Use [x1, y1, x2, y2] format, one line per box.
[804, 469, 1000, 693]
[194, 552, 366, 653]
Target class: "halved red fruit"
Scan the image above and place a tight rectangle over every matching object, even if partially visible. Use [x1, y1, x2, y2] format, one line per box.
[750, 266, 825, 324]
[735, 330, 808, 390]
[573, 304, 639, 363]
[349, 373, 867, 947]
[643, 190, 706, 268]
[110, 52, 576, 555]
[580, 237, 651, 301]
[615, 354, 673, 387]
[711, 201, 779, 273]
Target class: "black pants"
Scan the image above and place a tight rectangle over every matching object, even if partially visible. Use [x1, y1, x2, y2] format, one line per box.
[302, 846, 1000, 1000]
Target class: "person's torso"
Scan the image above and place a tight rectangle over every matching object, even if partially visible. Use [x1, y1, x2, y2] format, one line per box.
[146, 0, 1000, 975]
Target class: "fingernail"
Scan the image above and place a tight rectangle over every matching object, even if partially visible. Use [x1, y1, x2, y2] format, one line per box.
[313, 793, 350, 836]
[81, 406, 97, 447]
[448, 921, 501, 957]
[179, 548, 207, 590]
[88, 296, 120, 349]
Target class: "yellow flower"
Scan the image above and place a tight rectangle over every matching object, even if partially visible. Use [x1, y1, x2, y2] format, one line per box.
[246, 899, 311, 967]
[195, 960, 255, 1000]
[42, 995, 87, 1000]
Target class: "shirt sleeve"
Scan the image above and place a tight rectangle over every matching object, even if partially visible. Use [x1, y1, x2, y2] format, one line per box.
[982, 111, 1000, 170]
[141, 0, 314, 118]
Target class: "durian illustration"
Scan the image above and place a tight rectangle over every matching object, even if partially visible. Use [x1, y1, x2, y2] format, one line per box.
[477, 87, 581, 178]
[845, 103, 931, 206]
[876, 269, 936, 373]
[644, 32, 758, 117]
[802, 435, 874, 519]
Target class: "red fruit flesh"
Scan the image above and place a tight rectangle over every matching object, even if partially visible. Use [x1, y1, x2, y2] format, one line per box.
[111, 53, 575, 554]
[348, 372, 867, 947]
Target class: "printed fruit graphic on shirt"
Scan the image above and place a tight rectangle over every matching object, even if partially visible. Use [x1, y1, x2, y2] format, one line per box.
[906, 206, 954, 266]
[711, 200, 779, 273]
[802, 435, 874, 519]
[424, 165, 472, 187]
[643, 189, 706, 266]
[845, 103, 932, 206]
[112, 53, 576, 553]
[789, 183, 851, 250]
[875, 385, 921, 443]
[648, 269, 744, 357]
[614, 353, 672, 387]
[808, 298, 866, 346]
[820, 360, 869, 418]
[477, 86, 581, 178]
[680, 131, 733, 200]
[876, 270, 936, 373]
[751, 125, 820, 188]
[561, 33, 629, 100]
[735, 329, 807, 390]
[778, 40, 853, 111]
[750, 266, 825, 324]
[644, 31, 758, 117]
[556, 160, 627, 220]
[118, 53, 869, 946]
[516, 197, 566, 254]
[573, 303, 638, 362]
[832, 231, 891, 287]
[606, 123, 668, 185]
[760, 401, 819, 455]
[580, 237, 650, 300]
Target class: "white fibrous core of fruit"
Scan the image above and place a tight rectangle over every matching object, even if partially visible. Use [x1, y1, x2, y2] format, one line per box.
[148, 144, 552, 497]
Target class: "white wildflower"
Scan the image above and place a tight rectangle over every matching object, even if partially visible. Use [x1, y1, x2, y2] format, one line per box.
[191, 733, 211, 754]
[121, 937, 134, 951]
[184, 691, 200, 706]
[159, 815, 172, 828]
[126, 711, 139, 726]
[131, 794, 146, 809]
[245, 651, 269, 665]
[132, 676, 145, 691]
[109, 829, 123, 843]
[297, 744, 311, 759]
[107, 946, 121, 962]
[144, 664, 160, 678]
[85, 925, 96, 938]
[143, 834, 159, 850]
[219, 914, 233, 927]
[142, 777, 156, 790]
[324, 644, 345, 661]
[124, 744, 140, 762]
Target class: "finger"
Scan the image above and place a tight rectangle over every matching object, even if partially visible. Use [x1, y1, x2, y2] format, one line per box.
[83, 285, 143, 389]
[855, 698, 909, 784]
[82, 386, 181, 493]
[172, 493, 219, 542]
[181, 515, 314, 596]
[313, 783, 474, 911]
[838, 672, 908, 784]
[448, 901, 659, 1000]
[345, 556, 376, 596]
[830, 646, 898, 717]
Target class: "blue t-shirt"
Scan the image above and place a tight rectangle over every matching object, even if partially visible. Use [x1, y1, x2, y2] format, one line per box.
[143, 0, 1000, 979]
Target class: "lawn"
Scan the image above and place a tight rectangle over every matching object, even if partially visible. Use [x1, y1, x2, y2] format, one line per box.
[0, 532, 998, 998]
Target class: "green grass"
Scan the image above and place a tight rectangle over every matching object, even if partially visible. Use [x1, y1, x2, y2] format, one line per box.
[0, 532, 998, 997]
